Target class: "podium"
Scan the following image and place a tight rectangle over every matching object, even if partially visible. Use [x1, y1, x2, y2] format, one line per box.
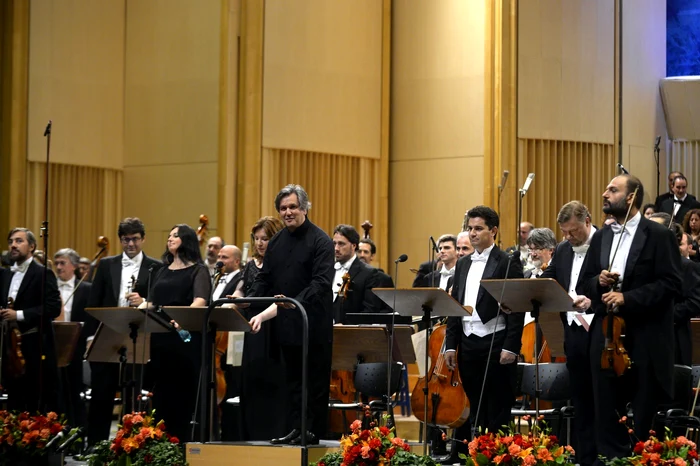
[372, 287, 471, 455]
[161, 306, 251, 442]
[480, 278, 573, 419]
[86, 307, 173, 415]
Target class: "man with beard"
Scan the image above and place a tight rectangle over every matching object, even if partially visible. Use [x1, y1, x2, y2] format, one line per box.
[540, 201, 597, 466]
[578, 175, 681, 461]
[0, 228, 62, 412]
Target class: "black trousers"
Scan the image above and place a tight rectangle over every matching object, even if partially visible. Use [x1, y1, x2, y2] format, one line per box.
[589, 316, 667, 463]
[563, 322, 596, 466]
[458, 330, 517, 434]
[281, 342, 332, 438]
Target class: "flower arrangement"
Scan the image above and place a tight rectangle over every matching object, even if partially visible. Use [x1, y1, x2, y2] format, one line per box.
[603, 426, 699, 466]
[86, 411, 187, 466]
[312, 418, 437, 466]
[459, 418, 575, 466]
[0, 410, 65, 466]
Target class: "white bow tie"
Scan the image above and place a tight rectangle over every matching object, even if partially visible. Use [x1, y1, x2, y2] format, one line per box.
[10, 262, 29, 274]
[58, 279, 74, 288]
[334, 262, 346, 271]
[572, 244, 590, 255]
[471, 253, 488, 263]
[440, 268, 454, 277]
[122, 258, 137, 267]
[610, 222, 627, 235]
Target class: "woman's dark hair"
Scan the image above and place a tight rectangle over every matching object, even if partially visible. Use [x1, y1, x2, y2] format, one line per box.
[162, 224, 203, 265]
[642, 203, 655, 215]
[683, 208, 700, 235]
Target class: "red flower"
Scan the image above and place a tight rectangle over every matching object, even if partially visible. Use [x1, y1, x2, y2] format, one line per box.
[652, 442, 664, 453]
[379, 426, 390, 436]
[170, 436, 180, 444]
[386, 447, 396, 459]
[368, 437, 381, 449]
[634, 441, 645, 454]
[549, 435, 558, 444]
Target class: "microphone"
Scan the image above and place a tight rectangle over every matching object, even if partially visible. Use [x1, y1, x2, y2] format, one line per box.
[617, 163, 629, 175]
[520, 173, 535, 195]
[507, 250, 521, 261]
[499, 170, 510, 190]
[654, 135, 661, 151]
[215, 260, 224, 271]
[56, 427, 85, 453]
[241, 242, 250, 265]
[394, 254, 408, 264]
[45, 426, 71, 450]
[44, 120, 52, 137]
[429, 236, 439, 253]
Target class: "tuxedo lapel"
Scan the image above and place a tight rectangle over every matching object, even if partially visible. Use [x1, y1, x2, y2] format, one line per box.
[16, 261, 39, 300]
[600, 228, 613, 271]
[476, 251, 500, 306]
[623, 221, 648, 288]
[136, 256, 154, 294]
[454, 257, 472, 304]
[110, 257, 122, 304]
[560, 245, 574, 291]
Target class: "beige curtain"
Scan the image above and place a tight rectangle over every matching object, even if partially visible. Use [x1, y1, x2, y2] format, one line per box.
[518, 139, 615, 238]
[669, 141, 700, 197]
[261, 148, 381, 239]
[26, 162, 122, 260]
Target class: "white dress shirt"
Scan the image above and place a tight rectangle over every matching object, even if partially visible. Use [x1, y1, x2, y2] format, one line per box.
[333, 255, 356, 301]
[566, 226, 597, 326]
[609, 212, 641, 284]
[58, 276, 76, 322]
[438, 264, 455, 291]
[119, 252, 143, 307]
[9, 257, 33, 322]
[461, 244, 506, 337]
[213, 270, 240, 302]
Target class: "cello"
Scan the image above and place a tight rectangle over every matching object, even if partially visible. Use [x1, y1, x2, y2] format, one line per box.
[410, 322, 469, 428]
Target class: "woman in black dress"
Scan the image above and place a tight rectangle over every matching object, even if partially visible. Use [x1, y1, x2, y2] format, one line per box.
[148, 224, 211, 443]
[232, 216, 286, 440]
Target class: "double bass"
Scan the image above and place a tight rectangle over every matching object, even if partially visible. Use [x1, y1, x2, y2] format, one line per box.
[410, 323, 469, 428]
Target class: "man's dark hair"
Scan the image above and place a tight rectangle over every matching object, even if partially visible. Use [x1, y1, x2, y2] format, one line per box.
[649, 212, 672, 228]
[359, 238, 376, 255]
[437, 234, 457, 249]
[161, 224, 203, 265]
[333, 224, 360, 248]
[467, 206, 499, 231]
[620, 175, 645, 210]
[672, 223, 684, 246]
[673, 175, 688, 187]
[118, 217, 146, 238]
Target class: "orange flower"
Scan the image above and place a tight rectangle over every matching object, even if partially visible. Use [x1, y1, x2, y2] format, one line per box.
[508, 443, 522, 455]
[121, 436, 140, 454]
[523, 454, 537, 466]
[536, 447, 554, 461]
[493, 454, 505, 464]
[674, 458, 687, 466]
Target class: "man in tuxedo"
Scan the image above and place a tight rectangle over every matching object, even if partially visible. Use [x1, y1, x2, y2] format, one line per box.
[332, 224, 384, 323]
[654, 171, 695, 210]
[420, 234, 458, 290]
[524, 228, 556, 278]
[456, 231, 474, 258]
[578, 175, 681, 461]
[540, 201, 597, 466]
[658, 174, 700, 224]
[205, 236, 224, 277]
[0, 228, 62, 413]
[54, 247, 94, 429]
[444, 206, 524, 433]
[358, 238, 394, 287]
[86, 217, 162, 446]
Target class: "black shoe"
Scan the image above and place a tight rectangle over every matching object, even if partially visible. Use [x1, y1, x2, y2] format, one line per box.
[271, 429, 301, 445]
[289, 430, 319, 445]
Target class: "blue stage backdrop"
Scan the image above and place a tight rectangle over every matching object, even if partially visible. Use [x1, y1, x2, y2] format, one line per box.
[668, 0, 700, 77]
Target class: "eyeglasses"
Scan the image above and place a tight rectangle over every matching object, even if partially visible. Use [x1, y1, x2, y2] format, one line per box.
[120, 236, 142, 245]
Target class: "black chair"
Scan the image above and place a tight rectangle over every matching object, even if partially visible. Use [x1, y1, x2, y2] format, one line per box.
[654, 365, 697, 437]
[511, 363, 572, 443]
[329, 362, 403, 434]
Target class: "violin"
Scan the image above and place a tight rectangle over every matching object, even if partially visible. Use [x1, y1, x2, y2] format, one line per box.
[411, 323, 469, 428]
[212, 263, 227, 405]
[600, 188, 638, 377]
[197, 215, 209, 247]
[0, 298, 26, 386]
[89, 236, 110, 282]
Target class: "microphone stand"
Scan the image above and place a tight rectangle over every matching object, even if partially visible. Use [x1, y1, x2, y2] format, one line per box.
[497, 171, 509, 249]
[654, 138, 661, 199]
[38, 120, 52, 410]
[386, 258, 402, 430]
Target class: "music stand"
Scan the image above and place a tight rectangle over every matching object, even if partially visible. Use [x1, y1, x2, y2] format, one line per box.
[53, 322, 81, 368]
[161, 306, 251, 442]
[373, 288, 471, 455]
[480, 278, 572, 420]
[332, 325, 416, 370]
[86, 307, 171, 414]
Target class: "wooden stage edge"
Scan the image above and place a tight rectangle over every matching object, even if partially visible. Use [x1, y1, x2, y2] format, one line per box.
[186, 441, 424, 465]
